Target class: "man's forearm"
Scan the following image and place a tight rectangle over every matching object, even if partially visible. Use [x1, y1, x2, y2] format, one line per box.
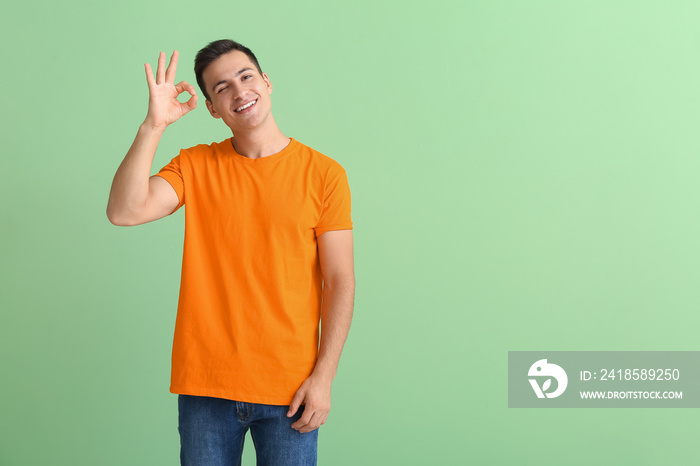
[312, 279, 355, 381]
[106, 123, 165, 223]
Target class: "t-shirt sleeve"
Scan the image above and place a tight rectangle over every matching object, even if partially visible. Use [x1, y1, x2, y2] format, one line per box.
[153, 154, 185, 212]
[314, 164, 353, 237]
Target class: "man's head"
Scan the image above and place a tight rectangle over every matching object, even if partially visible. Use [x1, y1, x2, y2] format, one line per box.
[195, 40, 275, 134]
[194, 39, 263, 101]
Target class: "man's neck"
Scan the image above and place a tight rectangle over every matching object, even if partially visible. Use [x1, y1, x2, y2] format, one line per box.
[230, 116, 290, 159]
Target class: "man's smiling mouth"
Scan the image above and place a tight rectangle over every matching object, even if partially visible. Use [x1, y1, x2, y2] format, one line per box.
[235, 100, 258, 112]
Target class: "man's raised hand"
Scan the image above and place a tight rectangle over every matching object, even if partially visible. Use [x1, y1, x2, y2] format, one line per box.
[144, 51, 197, 129]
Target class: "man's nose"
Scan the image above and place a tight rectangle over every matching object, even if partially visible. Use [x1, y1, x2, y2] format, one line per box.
[232, 84, 247, 101]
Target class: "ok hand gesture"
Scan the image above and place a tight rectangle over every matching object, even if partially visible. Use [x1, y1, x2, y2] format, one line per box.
[144, 51, 197, 129]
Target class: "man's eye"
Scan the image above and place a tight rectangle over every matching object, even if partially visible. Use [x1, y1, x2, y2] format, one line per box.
[243, 75, 252, 80]
[217, 87, 227, 93]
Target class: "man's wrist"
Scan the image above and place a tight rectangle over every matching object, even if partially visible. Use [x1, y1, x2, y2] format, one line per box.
[310, 365, 337, 384]
[141, 117, 168, 134]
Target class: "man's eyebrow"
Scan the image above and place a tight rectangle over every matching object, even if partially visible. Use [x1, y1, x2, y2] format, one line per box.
[212, 68, 255, 91]
[235, 67, 254, 77]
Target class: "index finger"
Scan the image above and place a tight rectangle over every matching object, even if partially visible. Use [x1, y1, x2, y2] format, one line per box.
[165, 50, 179, 84]
[295, 412, 321, 433]
[291, 408, 313, 430]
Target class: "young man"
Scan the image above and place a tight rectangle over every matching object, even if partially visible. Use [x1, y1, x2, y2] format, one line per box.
[106, 40, 355, 465]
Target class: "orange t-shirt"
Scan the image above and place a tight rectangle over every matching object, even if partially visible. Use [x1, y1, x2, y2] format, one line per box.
[154, 137, 353, 405]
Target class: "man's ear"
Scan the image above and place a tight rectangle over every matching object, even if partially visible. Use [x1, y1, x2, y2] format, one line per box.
[206, 99, 221, 119]
[262, 72, 273, 95]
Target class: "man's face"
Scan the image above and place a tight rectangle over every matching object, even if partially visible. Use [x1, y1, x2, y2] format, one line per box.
[203, 50, 273, 132]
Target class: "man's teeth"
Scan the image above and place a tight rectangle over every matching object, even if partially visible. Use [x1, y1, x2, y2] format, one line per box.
[235, 100, 257, 112]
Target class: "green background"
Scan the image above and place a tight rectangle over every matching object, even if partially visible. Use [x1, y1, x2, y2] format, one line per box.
[2, 0, 699, 464]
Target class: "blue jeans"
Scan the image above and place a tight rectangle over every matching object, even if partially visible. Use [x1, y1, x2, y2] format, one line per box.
[178, 394, 318, 466]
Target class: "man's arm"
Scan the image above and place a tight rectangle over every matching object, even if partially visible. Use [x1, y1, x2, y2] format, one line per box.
[106, 50, 197, 226]
[288, 229, 355, 433]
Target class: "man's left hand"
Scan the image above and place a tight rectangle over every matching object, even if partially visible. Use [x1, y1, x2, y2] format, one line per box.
[287, 374, 332, 433]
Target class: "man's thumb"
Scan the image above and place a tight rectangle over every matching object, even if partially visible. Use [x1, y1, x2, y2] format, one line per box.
[287, 393, 303, 417]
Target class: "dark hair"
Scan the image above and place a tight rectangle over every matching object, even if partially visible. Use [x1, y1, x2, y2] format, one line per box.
[194, 39, 263, 101]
